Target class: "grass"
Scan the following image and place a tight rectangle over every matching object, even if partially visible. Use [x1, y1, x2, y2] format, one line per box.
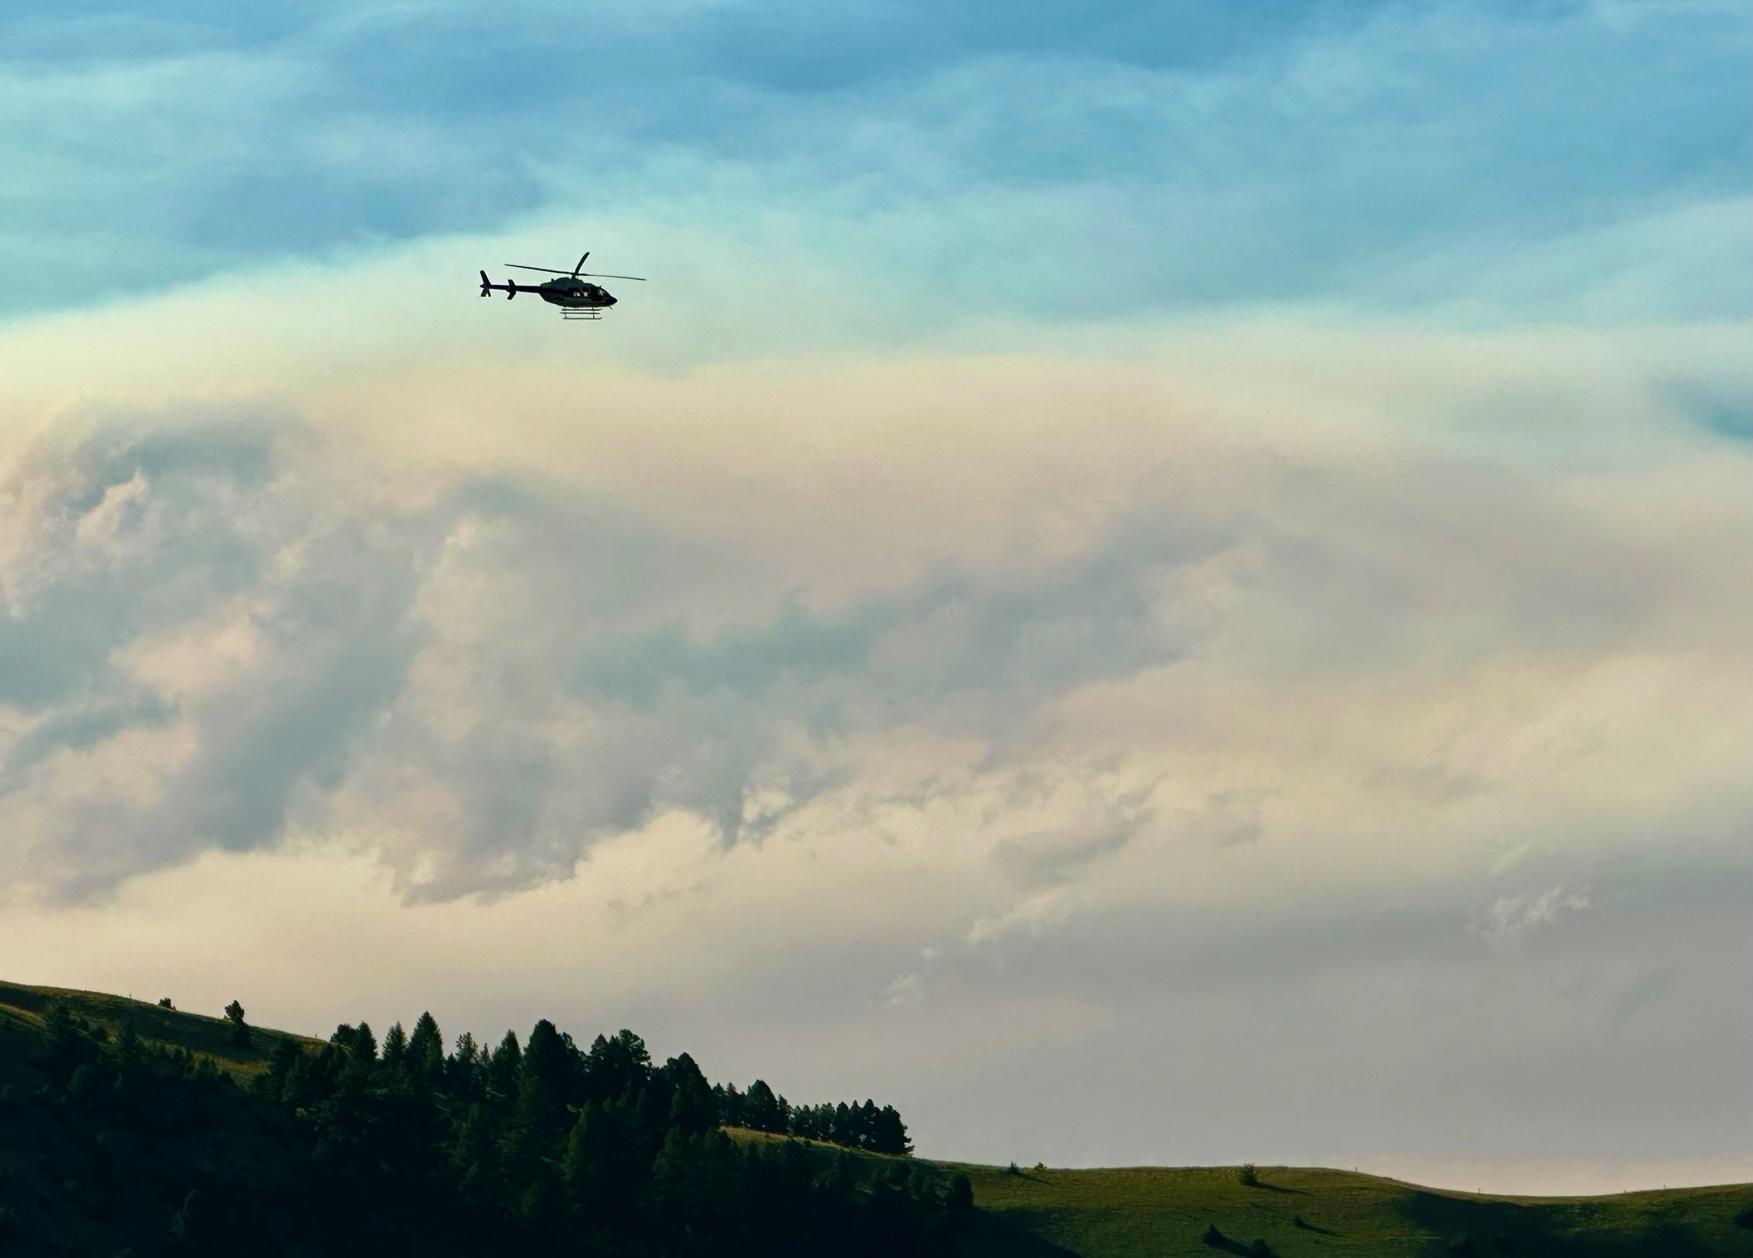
[941, 1161, 1752, 1256]
[0, 977, 318, 1079]
[8, 978, 1749, 1256]
[729, 1135, 1751, 1254]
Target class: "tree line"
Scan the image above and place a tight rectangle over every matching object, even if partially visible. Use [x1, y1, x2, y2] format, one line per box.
[714, 1081, 912, 1156]
[0, 999, 970, 1257]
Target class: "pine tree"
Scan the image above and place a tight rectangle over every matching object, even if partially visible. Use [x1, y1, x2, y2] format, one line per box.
[522, 1019, 572, 1099]
[503, 1033, 569, 1175]
[562, 1100, 645, 1225]
[647, 1127, 714, 1236]
[872, 1104, 913, 1156]
[450, 1103, 501, 1215]
[222, 1000, 250, 1048]
[381, 1021, 409, 1070]
[518, 1168, 565, 1238]
[332, 1020, 377, 1062]
[715, 1082, 745, 1128]
[408, 1011, 445, 1087]
[585, 1028, 652, 1104]
[856, 1099, 881, 1150]
[663, 1053, 716, 1137]
[449, 1031, 483, 1096]
[745, 1079, 784, 1134]
[487, 1030, 522, 1100]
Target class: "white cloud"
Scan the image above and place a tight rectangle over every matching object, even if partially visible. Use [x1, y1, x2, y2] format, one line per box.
[4, 298, 1749, 908]
[1473, 885, 1593, 950]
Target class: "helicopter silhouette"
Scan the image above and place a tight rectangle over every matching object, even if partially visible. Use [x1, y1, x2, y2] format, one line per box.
[478, 252, 646, 321]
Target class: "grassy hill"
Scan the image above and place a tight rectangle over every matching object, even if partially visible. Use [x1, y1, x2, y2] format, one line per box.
[942, 1161, 1752, 1257]
[724, 1128, 1752, 1257]
[0, 979, 317, 1078]
[5, 979, 1749, 1257]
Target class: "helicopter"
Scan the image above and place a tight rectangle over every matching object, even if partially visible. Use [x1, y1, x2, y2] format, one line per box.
[477, 252, 646, 321]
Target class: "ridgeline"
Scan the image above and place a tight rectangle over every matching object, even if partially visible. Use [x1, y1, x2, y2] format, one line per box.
[2, 979, 1747, 1257]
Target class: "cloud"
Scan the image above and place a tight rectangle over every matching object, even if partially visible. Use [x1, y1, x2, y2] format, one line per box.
[1, 303, 1749, 1185]
[3, 307, 1749, 908]
[1473, 885, 1592, 950]
[0, 420, 431, 896]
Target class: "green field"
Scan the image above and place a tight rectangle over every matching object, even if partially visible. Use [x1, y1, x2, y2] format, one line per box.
[945, 1161, 1751, 1257]
[4, 979, 1748, 1256]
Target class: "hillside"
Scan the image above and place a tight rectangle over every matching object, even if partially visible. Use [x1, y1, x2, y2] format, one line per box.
[0, 979, 317, 1077]
[4, 980, 1749, 1257]
[724, 1129, 1753, 1256]
[943, 1161, 1752, 1257]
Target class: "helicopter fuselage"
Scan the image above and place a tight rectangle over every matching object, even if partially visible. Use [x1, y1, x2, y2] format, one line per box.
[536, 278, 616, 307]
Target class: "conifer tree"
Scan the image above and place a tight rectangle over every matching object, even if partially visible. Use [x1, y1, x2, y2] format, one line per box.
[745, 1079, 784, 1134]
[585, 1028, 652, 1103]
[488, 1029, 522, 1100]
[381, 1020, 409, 1070]
[715, 1082, 745, 1128]
[449, 1031, 483, 1096]
[222, 999, 250, 1048]
[504, 1030, 570, 1173]
[562, 1100, 645, 1225]
[663, 1053, 716, 1137]
[450, 1103, 500, 1214]
[522, 1018, 572, 1098]
[408, 1011, 445, 1087]
[332, 1020, 378, 1062]
[872, 1104, 913, 1156]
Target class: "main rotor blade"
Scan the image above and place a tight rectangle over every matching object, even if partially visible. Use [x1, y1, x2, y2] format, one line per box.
[576, 272, 647, 281]
[504, 264, 572, 274]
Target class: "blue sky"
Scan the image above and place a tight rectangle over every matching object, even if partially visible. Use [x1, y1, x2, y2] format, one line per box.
[3, 0, 1747, 323]
[2, 0, 1750, 1192]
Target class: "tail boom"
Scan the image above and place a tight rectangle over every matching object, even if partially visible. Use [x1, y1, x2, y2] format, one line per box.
[478, 272, 535, 300]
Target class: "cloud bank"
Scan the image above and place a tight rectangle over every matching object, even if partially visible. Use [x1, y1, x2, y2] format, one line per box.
[3, 0, 1749, 1194]
[5, 306, 1747, 914]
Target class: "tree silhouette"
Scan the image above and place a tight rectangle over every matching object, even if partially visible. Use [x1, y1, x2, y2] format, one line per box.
[222, 1000, 250, 1048]
[12, 995, 953, 1258]
[408, 1011, 445, 1088]
[744, 1079, 784, 1133]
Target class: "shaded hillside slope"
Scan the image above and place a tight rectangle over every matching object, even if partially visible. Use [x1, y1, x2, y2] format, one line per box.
[1, 982, 317, 1257]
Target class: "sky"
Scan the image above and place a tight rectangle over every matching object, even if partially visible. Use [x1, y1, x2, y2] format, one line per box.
[1, 0, 1750, 1196]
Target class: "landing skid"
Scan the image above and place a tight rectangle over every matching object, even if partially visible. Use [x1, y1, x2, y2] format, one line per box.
[562, 310, 605, 321]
